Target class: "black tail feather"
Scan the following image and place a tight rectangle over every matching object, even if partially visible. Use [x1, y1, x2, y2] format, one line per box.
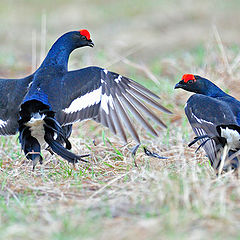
[19, 100, 88, 165]
[195, 138, 211, 153]
[19, 127, 43, 169]
[44, 123, 71, 149]
[143, 147, 168, 159]
[188, 135, 210, 147]
[44, 133, 89, 164]
[56, 125, 73, 150]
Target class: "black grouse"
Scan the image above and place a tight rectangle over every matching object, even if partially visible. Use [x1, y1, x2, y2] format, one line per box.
[0, 29, 171, 168]
[175, 74, 240, 174]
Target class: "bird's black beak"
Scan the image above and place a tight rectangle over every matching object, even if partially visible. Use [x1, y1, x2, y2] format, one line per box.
[87, 39, 94, 47]
[174, 83, 181, 89]
[174, 80, 184, 89]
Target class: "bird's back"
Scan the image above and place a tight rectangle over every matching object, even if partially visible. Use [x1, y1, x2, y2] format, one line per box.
[186, 94, 238, 129]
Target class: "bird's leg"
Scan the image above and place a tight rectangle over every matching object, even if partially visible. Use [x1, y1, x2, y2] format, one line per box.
[218, 145, 229, 175]
[39, 156, 43, 165]
[25, 150, 43, 171]
[32, 155, 42, 171]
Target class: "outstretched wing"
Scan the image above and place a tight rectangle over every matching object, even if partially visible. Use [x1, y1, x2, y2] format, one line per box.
[0, 75, 33, 135]
[54, 66, 171, 143]
[185, 94, 237, 168]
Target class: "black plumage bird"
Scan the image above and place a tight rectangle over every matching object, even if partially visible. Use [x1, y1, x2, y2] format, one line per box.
[0, 29, 171, 168]
[175, 74, 240, 174]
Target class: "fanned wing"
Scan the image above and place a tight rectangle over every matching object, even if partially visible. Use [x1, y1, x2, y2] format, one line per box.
[0, 75, 33, 135]
[185, 94, 237, 168]
[55, 66, 171, 144]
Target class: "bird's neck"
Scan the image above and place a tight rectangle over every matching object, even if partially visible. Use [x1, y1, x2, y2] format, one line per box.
[39, 36, 75, 71]
[204, 81, 228, 98]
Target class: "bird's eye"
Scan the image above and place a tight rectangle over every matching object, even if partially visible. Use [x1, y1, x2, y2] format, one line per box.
[81, 36, 87, 40]
[188, 80, 193, 84]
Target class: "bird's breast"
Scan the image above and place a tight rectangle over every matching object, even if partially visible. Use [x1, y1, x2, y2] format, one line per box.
[25, 113, 46, 147]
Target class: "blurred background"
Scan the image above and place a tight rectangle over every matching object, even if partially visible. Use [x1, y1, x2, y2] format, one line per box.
[0, 0, 240, 79]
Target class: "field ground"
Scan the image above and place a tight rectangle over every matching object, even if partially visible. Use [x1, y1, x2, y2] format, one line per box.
[0, 0, 240, 239]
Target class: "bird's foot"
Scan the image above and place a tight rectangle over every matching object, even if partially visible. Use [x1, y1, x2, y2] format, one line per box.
[32, 155, 43, 171]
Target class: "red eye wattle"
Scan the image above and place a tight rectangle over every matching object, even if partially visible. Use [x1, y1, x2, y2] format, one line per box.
[182, 74, 196, 83]
[79, 29, 90, 40]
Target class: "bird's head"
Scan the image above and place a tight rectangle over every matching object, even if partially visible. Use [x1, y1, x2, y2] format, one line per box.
[175, 74, 227, 97]
[174, 74, 207, 94]
[40, 29, 94, 68]
[68, 29, 94, 49]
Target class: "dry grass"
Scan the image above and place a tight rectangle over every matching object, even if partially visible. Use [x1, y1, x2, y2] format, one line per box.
[1, 0, 240, 239]
[1, 130, 240, 239]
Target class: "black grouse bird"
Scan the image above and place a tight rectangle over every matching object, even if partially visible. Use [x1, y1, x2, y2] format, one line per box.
[175, 74, 240, 174]
[0, 29, 171, 168]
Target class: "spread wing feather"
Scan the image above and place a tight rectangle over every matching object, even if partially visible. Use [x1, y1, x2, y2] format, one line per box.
[0, 75, 33, 135]
[54, 66, 171, 143]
